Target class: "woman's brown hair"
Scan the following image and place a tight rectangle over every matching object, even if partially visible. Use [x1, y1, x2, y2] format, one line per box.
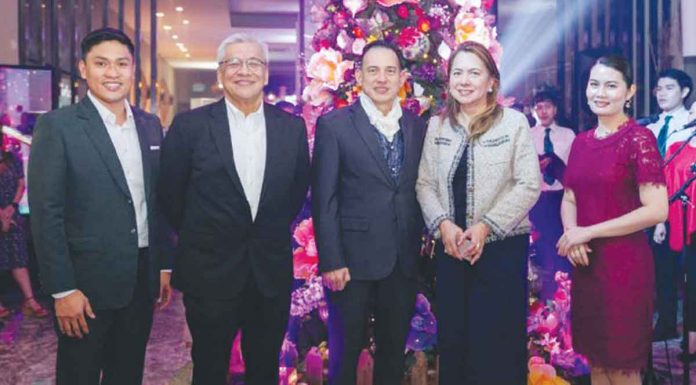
[442, 41, 502, 141]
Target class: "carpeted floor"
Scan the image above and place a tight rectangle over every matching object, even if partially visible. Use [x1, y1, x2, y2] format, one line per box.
[2, 291, 696, 385]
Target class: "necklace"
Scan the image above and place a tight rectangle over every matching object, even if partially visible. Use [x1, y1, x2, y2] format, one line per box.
[594, 126, 616, 139]
[594, 118, 630, 139]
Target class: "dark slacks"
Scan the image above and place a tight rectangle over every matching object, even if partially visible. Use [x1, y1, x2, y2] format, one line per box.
[529, 190, 572, 302]
[56, 248, 154, 385]
[648, 224, 679, 335]
[184, 277, 290, 385]
[436, 235, 528, 385]
[326, 267, 417, 385]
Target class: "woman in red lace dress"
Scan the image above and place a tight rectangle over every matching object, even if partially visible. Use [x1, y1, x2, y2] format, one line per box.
[557, 56, 668, 385]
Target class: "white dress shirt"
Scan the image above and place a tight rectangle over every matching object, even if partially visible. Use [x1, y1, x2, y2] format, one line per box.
[647, 105, 691, 149]
[530, 123, 576, 192]
[226, 99, 266, 221]
[53, 93, 149, 299]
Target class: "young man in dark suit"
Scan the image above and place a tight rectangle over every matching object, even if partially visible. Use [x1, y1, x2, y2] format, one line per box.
[312, 41, 427, 385]
[29, 28, 172, 385]
[158, 34, 310, 385]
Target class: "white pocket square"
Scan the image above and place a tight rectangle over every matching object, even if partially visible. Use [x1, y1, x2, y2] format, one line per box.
[150, 145, 160, 150]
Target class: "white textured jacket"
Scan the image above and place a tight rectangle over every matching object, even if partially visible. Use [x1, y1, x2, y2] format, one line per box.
[416, 108, 541, 242]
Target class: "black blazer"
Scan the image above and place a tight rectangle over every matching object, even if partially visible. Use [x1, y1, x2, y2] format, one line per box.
[312, 102, 426, 280]
[28, 97, 169, 310]
[159, 100, 310, 299]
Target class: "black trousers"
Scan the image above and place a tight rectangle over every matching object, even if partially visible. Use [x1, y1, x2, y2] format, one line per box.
[56, 248, 154, 385]
[184, 277, 290, 385]
[436, 235, 528, 385]
[648, 224, 679, 334]
[326, 267, 417, 385]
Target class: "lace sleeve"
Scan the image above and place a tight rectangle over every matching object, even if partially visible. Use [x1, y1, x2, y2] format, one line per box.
[630, 127, 666, 186]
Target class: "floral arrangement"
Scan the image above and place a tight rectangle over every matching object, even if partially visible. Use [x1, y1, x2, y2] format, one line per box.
[527, 271, 590, 379]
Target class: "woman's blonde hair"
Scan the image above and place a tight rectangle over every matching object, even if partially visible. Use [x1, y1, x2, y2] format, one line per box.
[443, 41, 502, 141]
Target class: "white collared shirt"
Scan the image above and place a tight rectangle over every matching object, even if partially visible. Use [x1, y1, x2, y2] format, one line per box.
[530, 123, 576, 191]
[647, 106, 691, 149]
[88, 91, 148, 248]
[225, 99, 266, 220]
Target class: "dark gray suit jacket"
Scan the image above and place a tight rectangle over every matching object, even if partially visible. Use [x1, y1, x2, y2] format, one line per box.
[158, 100, 310, 299]
[312, 102, 426, 280]
[28, 97, 170, 310]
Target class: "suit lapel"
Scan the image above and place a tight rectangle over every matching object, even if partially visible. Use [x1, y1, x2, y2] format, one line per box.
[208, 99, 248, 198]
[133, 110, 153, 200]
[350, 103, 395, 187]
[258, 104, 281, 212]
[77, 98, 131, 198]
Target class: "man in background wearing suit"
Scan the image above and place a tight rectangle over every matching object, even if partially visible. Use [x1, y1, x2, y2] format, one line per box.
[158, 34, 310, 385]
[312, 41, 426, 385]
[29, 28, 172, 385]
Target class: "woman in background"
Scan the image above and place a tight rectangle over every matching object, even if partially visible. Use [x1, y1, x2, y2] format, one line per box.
[0, 125, 48, 318]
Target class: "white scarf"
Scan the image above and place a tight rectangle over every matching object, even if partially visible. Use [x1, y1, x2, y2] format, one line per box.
[359, 93, 403, 142]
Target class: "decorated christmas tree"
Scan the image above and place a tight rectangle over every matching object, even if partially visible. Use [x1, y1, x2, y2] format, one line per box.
[302, 0, 501, 120]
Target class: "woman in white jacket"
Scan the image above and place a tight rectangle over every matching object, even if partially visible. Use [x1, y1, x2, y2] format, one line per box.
[416, 41, 540, 385]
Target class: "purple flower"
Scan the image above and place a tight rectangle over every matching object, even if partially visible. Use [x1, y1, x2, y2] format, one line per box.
[412, 63, 437, 83]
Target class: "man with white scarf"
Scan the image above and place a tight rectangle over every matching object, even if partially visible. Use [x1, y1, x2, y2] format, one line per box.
[312, 40, 427, 385]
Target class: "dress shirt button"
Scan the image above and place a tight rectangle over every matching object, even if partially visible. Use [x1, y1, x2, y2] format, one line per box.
[130, 228, 137, 234]
[127, 199, 132, 204]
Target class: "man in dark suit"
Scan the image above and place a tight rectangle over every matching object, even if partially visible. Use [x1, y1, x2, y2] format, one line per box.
[158, 34, 310, 385]
[312, 41, 426, 385]
[28, 28, 172, 385]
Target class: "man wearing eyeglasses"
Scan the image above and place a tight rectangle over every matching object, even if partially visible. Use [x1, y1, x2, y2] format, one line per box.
[158, 33, 310, 385]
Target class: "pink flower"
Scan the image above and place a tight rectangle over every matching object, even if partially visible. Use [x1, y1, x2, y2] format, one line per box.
[450, 0, 482, 8]
[454, 11, 492, 47]
[343, 0, 367, 17]
[541, 313, 559, 332]
[302, 79, 334, 107]
[293, 219, 318, 279]
[396, 4, 410, 19]
[306, 48, 354, 90]
[377, 0, 418, 6]
[294, 219, 317, 257]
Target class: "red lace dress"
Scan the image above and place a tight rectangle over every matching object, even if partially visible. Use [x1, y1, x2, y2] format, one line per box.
[563, 119, 665, 370]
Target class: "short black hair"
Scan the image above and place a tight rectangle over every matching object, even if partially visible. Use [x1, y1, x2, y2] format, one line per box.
[532, 85, 560, 107]
[657, 68, 693, 101]
[594, 55, 633, 86]
[359, 40, 404, 70]
[81, 28, 135, 60]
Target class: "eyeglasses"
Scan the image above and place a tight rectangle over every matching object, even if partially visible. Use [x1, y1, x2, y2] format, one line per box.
[219, 57, 267, 73]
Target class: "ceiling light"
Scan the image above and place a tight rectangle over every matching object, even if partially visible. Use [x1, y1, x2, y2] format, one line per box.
[182, 19, 190, 25]
[185, 53, 191, 58]
[172, 35, 178, 39]
[155, 12, 164, 17]
[163, 25, 172, 31]
[175, 6, 183, 12]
